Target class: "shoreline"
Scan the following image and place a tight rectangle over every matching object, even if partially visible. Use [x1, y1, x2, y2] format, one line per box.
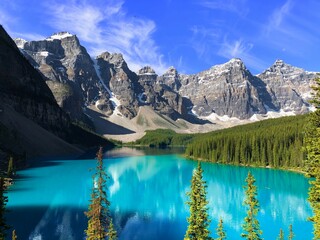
[184, 155, 309, 176]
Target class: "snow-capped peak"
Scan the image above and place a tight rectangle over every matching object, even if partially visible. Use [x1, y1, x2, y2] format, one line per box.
[14, 38, 28, 48]
[46, 32, 74, 41]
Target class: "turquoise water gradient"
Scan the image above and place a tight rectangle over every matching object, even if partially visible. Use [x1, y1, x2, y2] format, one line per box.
[6, 149, 312, 239]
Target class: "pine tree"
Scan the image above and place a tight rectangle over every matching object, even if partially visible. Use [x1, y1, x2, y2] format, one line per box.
[0, 177, 9, 240]
[85, 147, 116, 239]
[305, 77, 320, 239]
[288, 224, 294, 240]
[216, 218, 226, 240]
[7, 157, 14, 178]
[241, 172, 262, 240]
[277, 228, 284, 240]
[107, 219, 117, 240]
[184, 161, 211, 240]
[12, 230, 17, 240]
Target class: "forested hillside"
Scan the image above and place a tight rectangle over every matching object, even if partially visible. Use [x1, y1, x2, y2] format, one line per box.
[186, 115, 307, 168]
[133, 129, 194, 147]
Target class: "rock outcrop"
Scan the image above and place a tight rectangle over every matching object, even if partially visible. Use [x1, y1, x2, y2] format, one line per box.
[178, 59, 267, 119]
[96, 52, 140, 118]
[257, 60, 315, 113]
[15, 32, 103, 121]
[138, 66, 187, 119]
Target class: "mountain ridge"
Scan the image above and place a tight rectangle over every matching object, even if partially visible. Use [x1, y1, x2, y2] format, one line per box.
[13, 31, 318, 142]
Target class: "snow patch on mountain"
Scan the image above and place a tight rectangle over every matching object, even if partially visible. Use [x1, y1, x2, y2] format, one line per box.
[14, 38, 27, 48]
[92, 58, 122, 116]
[204, 112, 241, 123]
[47, 32, 73, 41]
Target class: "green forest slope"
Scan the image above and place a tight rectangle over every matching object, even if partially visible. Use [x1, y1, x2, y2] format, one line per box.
[134, 114, 308, 168]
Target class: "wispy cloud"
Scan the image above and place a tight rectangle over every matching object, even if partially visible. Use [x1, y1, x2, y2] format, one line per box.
[262, 0, 319, 57]
[218, 38, 267, 72]
[266, 0, 293, 34]
[43, 0, 167, 74]
[189, 25, 221, 62]
[198, 0, 249, 17]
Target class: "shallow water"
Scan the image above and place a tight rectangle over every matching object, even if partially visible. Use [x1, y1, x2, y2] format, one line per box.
[6, 148, 313, 239]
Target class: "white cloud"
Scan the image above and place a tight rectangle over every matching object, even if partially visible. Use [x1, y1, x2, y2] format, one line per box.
[44, 0, 168, 74]
[218, 38, 267, 72]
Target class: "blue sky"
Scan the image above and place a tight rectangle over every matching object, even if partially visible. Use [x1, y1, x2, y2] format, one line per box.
[1, 0, 319, 75]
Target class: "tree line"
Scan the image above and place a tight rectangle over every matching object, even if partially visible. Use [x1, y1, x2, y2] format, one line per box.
[185, 115, 307, 169]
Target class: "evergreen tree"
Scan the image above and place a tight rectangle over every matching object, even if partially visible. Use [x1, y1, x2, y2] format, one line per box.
[216, 218, 226, 240]
[241, 172, 262, 240]
[7, 157, 14, 178]
[12, 230, 17, 240]
[184, 162, 211, 240]
[277, 228, 284, 240]
[107, 219, 117, 240]
[85, 147, 116, 239]
[305, 77, 320, 239]
[288, 224, 294, 240]
[0, 177, 9, 240]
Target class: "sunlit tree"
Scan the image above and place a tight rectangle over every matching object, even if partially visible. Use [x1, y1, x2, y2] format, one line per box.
[12, 230, 17, 240]
[107, 219, 117, 240]
[184, 162, 211, 240]
[216, 218, 227, 240]
[85, 147, 117, 239]
[305, 77, 320, 239]
[241, 172, 262, 240]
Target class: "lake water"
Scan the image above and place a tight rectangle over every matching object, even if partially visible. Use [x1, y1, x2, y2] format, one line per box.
[6, 148, 313, 239]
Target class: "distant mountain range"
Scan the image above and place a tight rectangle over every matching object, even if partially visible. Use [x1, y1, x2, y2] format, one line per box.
[3, 27, 319, 143]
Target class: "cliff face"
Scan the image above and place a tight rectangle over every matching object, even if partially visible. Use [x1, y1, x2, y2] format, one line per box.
[0, 26, 114, 163]
[16, 32, 104, 121]
[0, 26, 70, 136]
[138, 66, 187, 119]
[257, 60, 315, 113]
[96, 52, 140, 119]
[178, 59, 267, 119]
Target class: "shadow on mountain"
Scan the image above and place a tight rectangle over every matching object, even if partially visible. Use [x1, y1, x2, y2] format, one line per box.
[250, 76, 279, 111]
[85, 108, 135, 135]
[179, 97, 213, 125]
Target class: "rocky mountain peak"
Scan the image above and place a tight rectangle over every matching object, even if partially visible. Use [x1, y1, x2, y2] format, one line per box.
[138, 66, 157, 76]
[97, 52, 126, 69]
[158, 66, 181, 91]
[206, 58, 247, 77]
[164, 66, 178, 76]
[14, 38, 28, 48]
[260, 59, 304, 77]
[46, 32, 74, 41]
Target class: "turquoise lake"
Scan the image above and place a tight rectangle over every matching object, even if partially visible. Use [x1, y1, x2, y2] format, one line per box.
[6, 148, 313, 239]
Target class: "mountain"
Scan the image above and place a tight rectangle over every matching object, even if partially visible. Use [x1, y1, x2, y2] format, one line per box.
[0, 26, 112, 165]
[13, 31, 319, 142]
[257, 59, 315, 113]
